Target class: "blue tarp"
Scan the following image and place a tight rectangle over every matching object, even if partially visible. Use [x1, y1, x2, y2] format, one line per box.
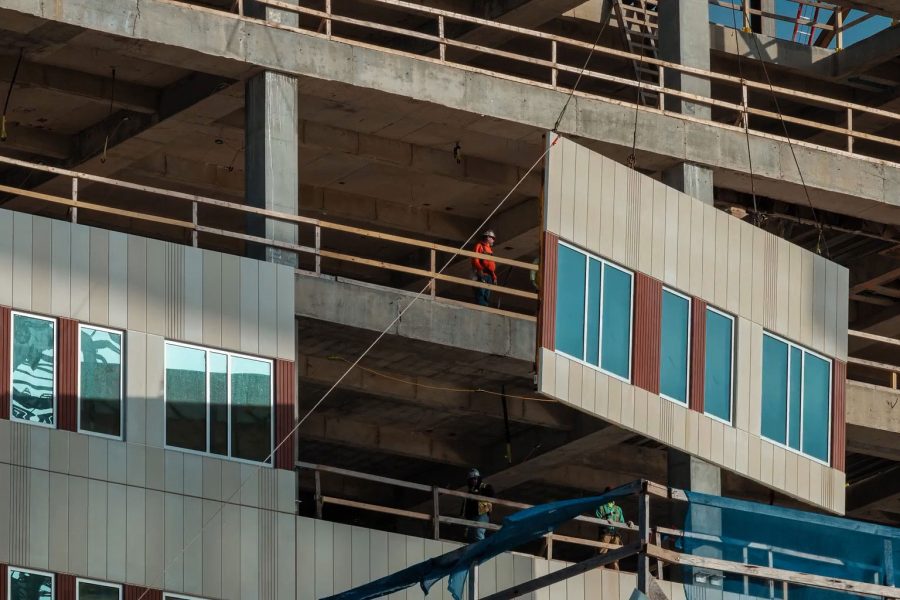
[681, 491, 900, 599]
[322, 487, 633, 600]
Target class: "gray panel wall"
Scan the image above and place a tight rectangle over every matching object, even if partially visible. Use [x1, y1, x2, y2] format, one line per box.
[541, 138, 848, 514]
[0, 208, 295, 361]
[0, 419, 675, 600]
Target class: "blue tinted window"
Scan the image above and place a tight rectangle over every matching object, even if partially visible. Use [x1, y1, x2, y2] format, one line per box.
[555, 245, 586, 359]
[704, 308, 732, 422]
[802, 353, 831, 462]
[761, 335, 789, 445]
[600, 265, 632, 379]
[788, 346, 803, 450]
[585, 259, 602, 366]
[660, 290, 690, 403]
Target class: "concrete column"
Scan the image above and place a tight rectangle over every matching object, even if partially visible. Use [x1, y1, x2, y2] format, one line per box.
[657, 0, 715, 205]
[668, 449, 724, 596]
[244, 0, 299, 267]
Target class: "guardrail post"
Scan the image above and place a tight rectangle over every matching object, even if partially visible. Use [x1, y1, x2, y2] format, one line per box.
[654, 530, 664, 579]
[637, 488, 651, 593]
[546, 534, 553, 560]
[658, 65, 665, 110]
[314, 470, 324, 519]
[70, 177, 78, 224]
[551, 41, 557, 89]
[836, 9, 843, 51]
[847, 108, 854, 154]
[191, 202, 198, 247]
[468, 565, 478, 600]
[325, 0, 332, 39]
[315, 225, 322, 275]
[742, 0, 751, 32]
[430, 249, 437, 298]
[439, 16, 446, 62]
[237, 0, 243, 16]
[432, 486, 441, 539]
[741, 83, 749, 129]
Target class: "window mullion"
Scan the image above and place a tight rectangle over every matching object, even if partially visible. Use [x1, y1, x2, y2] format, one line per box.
[227, 353, 233, 459]
[205, 349, 211, 454]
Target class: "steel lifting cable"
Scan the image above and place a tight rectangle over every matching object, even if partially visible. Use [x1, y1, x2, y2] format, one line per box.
[728, 5, 761, 228]
[1, 49, 24, 142]
[743, 16, 831, 258]
[136, 7, 624, 595]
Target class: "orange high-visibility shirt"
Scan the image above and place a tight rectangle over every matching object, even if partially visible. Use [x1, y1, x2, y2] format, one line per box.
[471, 241, 496, 275]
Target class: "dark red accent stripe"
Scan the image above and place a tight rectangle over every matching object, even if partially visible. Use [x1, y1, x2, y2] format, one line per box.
[0, 564, 7, 599]
[832, 359, 847, 472]
[537, 231, 558, 353]
[0, 307, 9, 420]
[689, 299, 707, 413]
[632, 274, 662, 394]
[124, 585, 162, 600]
[274, 359, 296, 471]
[56, 573, 75, 600]
[58, 318, 79, 432]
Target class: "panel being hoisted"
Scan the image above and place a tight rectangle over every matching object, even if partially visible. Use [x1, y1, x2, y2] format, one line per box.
[535, 135, 849, 514]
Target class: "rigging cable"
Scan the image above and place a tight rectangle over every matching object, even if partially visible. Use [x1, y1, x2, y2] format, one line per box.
[137, 8, 624, 597]
[1, 49, 24, 142]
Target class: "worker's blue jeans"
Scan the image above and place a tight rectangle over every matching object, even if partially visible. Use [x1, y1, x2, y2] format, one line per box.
[474, 273, 493, 306]
[467, 514, 490, 542]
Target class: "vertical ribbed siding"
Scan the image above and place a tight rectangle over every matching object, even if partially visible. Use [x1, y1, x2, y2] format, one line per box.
[832, 359, 847, 472]
[124, 585, 162, 600]
[537, 231, 559, 352]
[632, 274, 662, 394]
[689, 299, 707, 413]
[0, 306, 9, 420]
[56, 573, 75, 599]
[58, 318, 79, 432]
[0, 564, 7, 599]
[274, 359, 296, 470]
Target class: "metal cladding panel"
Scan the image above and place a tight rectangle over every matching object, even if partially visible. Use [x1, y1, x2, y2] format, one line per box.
[632, 274, 661, 395]
[58, 318, 79, 432]
[274, 359, 296, 470]
[0, 564, 5, 599]
[689, 298, 707, 413]
[832, 360, 847, 472]
[0, 306, 9, 420]
[537, 231, 558, 353]
[56, 573, 75, 599]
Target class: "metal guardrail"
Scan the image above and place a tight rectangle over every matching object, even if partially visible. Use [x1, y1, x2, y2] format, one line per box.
[297, 460, 636, 560]
[295, 464, 900, 599]
[212, 0, 900, 164]
[0, 154, 538, 320]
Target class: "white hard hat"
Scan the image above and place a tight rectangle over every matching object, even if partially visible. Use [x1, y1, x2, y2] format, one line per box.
[467, 468, 481, 479]
[482, 230, 496, 240]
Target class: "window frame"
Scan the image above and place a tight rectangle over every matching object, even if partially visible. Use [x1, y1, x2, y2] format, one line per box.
[555, 241, 634, 384]
[702, 305, 735, 426]
[7, 565, 55, 600]
[9, 310, 58, 429]
[163, 594, 207, 600]
[76, 578, 123, 600]
[77, 323, 126, 441]
[163, 339, 275, 467]
[659, 287, 692, 406]
[761, 331, 833, 466]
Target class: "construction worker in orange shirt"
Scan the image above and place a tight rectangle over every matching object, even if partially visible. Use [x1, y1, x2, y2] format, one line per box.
[470, 229, 497, 306]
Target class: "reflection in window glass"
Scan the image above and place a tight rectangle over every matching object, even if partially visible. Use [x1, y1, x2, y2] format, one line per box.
[600, 264, 632, 379]
[761, 335, 789, 445]
[802, 353, 831, 462]
[209, 352, 229, 457]
[79, 326, 123, 438]
[761, 333, 832, 463]
[9, 567, 53, 599]
[555, 244, 586, 359]
[660, 290, 689, 403]
[231, 357, 273, 464]
[165, 344, 207, 452]
[585, 259, 602, 366]
[704, 308, 733, 422]
[11, 313, 56, 426]
[77, 580, 121, 600]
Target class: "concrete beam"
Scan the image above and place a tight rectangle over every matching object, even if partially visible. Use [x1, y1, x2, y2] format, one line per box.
[0, 122, 71, 159]
[300, 412, 480, 467]
[831, 23, 900, 82]
[847, 382, 900, 437]
[295, 273, 536, 365]
[6, 0, 898, 222]
[0, 55, 159, 113]
[484, 425, 636, 493]
[298, 353, 575, 431]
[847, 465, 900, 514]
